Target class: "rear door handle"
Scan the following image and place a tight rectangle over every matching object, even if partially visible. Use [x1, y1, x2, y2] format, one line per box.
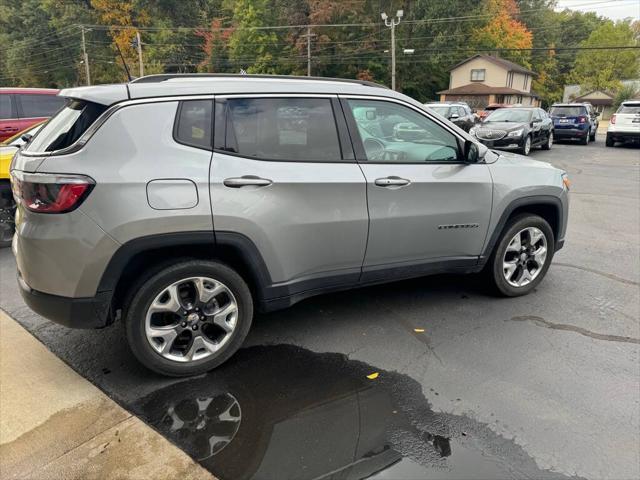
[223, 175, 273, 188]
[374, 176, 411, 187]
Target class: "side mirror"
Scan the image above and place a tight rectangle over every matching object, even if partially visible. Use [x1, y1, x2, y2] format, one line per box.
[464, 140, 480, 163]
[18, 134, 33, 147]
[450, 113, 460, 120]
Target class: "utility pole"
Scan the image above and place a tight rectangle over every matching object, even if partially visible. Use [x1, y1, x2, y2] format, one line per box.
[301, 26, 316, 76]
[136, 31, 144, 77]
[381, 10, 403, 90]
[80, 25, 90, 85]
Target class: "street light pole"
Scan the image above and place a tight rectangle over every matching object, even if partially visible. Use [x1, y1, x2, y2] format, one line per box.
[381, 10, 403, 91]
[301, 26, 316, 76]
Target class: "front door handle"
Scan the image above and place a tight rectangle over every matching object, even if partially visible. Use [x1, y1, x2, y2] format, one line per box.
[223, 175, 273, 188]
[374, 176, 411, 187]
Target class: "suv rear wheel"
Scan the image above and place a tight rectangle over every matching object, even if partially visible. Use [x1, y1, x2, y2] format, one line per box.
[487, 214, 554, 296]
[125, 260, 253, 376]
[0, 182, 15, 248]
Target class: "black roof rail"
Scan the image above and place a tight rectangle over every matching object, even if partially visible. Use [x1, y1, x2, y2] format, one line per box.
[129, 73, 389, 89]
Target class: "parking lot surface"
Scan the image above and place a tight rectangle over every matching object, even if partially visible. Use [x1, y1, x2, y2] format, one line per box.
[0, 140, 638, 480]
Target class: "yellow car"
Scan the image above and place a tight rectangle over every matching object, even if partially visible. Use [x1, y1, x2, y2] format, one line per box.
[0, 121, 45, 246]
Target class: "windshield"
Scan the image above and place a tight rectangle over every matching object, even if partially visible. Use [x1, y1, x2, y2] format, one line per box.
[25, 99, 107, 153]
[618, 104, 640, 114]
[428, 106, 451, 117]
[485, 109, 532, 123]
[550, 106, 586, 117]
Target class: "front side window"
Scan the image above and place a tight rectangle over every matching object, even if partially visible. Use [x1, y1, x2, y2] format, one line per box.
[470, 69, 486, 82]
[221, 97, 341, 162]
[347, 99, 460, 163]
[25, 99, 107, 153]
[174, 100, 213, 149]
[19, 94, 65, 118]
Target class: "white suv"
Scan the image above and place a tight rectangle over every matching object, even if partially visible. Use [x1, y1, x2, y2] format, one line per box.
[606, 100, 640, 147]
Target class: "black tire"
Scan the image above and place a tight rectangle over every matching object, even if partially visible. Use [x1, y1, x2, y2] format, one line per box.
[519, 135, 532, 156]
[0, 182, 15, 248]
[580, 133, 589, 145]
[541, 131, 553, 150]
[125, 260, 253, 377]
[589, 130, 596, 142]
[486, 214, 555, 297]
[605, 134, 614, 147]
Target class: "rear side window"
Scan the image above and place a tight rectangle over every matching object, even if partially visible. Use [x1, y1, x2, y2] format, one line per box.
[221, 98, 342, 162]
[18, 94, 65, 118]
[25, 99, 107, 153]
[174, 100, 213, 149]
[618, 103, 640, 114]
[0, 95, 13, 119]
[550, 106, 586, 117]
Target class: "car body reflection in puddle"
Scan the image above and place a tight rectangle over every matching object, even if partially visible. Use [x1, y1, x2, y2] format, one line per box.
[133, 345, 575, 480]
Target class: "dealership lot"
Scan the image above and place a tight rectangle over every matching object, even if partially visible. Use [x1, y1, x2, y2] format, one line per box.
[0, 140, 638, 479]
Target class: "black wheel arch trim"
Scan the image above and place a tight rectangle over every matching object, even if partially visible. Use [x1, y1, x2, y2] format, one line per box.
[479, 195, 564, 264]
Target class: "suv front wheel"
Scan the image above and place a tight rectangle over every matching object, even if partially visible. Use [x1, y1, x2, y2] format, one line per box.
[125, 260, 253, 376]
[487, 214, 555, 296]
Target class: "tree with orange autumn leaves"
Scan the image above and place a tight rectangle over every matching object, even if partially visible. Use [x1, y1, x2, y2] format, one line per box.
[471, 0, 533, 67]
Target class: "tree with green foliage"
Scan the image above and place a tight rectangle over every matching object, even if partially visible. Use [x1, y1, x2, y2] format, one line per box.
[569, 20, 639, 91]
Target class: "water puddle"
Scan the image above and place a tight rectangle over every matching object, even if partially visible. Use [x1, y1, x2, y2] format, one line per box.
[132, 345, 577, 480]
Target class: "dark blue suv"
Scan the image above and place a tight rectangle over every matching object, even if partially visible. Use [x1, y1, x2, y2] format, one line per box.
[549, 103, 598, 144]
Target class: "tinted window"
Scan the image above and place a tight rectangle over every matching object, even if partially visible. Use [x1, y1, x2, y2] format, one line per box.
[25, 99, 107, 153]
[175, 100, 213, 149]
[618, 104, 640, 114]
[347, 99, 459, 163]
[532, 110, 541, 121]
[223, 98, 341, 161]
[550, 106, 587, 117]
[0, 95, 12, 119]
[19, 94, 65, 118]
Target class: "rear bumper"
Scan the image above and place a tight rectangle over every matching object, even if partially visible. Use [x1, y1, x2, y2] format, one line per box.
[554, 128, 588, 139]
[607, 131, 640, 143]
[18, 273, 112, 329]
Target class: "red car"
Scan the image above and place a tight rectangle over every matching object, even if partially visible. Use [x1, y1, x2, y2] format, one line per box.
[477, 103, 511, 121]
[0, 88, 65, 142]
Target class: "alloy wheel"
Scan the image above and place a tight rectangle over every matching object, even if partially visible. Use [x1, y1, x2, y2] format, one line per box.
[524, 136, 531, 155]
[502, 227, 548, 287]
[548, 132, 553, 148]
[145, 276, 239, 362]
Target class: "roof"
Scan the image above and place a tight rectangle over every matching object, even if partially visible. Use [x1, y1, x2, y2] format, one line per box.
[449, 55, 535, 75]
[437, 83, 536, 96]
[0, 87, 59, 94]
[59, 74, 397, 107]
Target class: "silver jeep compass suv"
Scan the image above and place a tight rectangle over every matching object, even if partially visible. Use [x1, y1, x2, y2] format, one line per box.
[11, 74, 569, 376]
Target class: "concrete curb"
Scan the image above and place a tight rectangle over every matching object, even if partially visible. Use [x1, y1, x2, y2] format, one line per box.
[0, 310, 215, 480]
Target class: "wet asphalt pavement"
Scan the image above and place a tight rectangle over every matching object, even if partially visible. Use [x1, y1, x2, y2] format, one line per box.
[1, 139, 638, 480]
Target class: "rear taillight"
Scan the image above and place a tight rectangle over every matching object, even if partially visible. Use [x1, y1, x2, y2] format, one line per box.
[610, 114, 616, 125]
[10, 171, 95, 214]
[578, 116, 587, 124]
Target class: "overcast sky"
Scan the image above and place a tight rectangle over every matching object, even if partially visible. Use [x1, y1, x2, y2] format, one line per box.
[555, 0, 640, 21]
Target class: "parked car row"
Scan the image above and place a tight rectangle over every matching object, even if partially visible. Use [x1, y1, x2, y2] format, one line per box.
[427, 101, 603, 155]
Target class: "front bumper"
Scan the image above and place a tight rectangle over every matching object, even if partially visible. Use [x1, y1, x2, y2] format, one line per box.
[476, 136, 524, 151]
[18, 273, 112, 329]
